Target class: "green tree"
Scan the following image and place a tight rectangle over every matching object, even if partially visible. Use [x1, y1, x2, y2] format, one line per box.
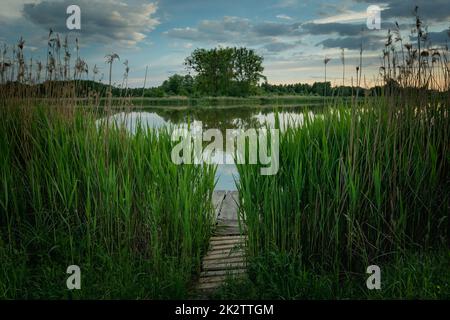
[161, 74, 195, 96]
[185, 47, 265, 96]
[231, 47, 265, 96]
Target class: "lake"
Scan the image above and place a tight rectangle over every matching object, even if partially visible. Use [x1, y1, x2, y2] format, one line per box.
[105, 105, 326, 190]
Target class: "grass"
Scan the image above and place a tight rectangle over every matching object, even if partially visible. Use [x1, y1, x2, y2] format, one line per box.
[213, 249, 450, 299]
[0, 104, 216, 299]
[235, 97, 450, 298]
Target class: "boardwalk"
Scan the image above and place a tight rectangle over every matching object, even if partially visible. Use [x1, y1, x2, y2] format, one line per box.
[195, 191, 247, 296]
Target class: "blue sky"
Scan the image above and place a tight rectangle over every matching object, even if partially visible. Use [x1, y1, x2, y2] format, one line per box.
[0, 0, 449, 87]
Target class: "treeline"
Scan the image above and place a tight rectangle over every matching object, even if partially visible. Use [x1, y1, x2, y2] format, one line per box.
[262, 82, 354, 96]
[0, 78, 392, 99]
[129, 79, 369, 97]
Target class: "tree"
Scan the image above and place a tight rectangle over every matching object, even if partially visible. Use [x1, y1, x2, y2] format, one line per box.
[161, 74, 195, 96]
[231, 47, 266, 96]
[185, 47, 265, 96]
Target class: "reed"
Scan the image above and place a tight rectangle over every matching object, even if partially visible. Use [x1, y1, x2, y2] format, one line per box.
[237, 98, 450, 274]
[0, 105, 216, 298]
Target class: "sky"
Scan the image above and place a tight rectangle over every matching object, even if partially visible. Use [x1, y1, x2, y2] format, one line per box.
[0, 0, 449, 87]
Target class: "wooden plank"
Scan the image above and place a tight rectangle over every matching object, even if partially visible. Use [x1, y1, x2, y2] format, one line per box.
[218, 191, 239, 220]
[209, 237, 245, 246]
[200, 269, 246, 278]
[209, 246, 244, 254]
[195, 191, 246, 296]
[216, 219, 240, 227]
[202, 250, 245, 261]
[230, 191, 239, 203]
[198, 275, 229, 284]
[209, 235, 246, 242]
[205, 246, 244, 254]
[203, 262, 246, 271]
[202, 256, 245, 265]
[203, 255, 245, 265]
[210, 234, 245, 241]
[214, 225, 244, 236]
[212, 191, 226, 218]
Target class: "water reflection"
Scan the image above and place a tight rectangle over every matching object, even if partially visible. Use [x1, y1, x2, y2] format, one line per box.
[105, 105, 326, 190]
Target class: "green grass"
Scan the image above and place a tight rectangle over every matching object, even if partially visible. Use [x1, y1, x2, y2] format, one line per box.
[213, 249, 450, 299]
[1, 96, 449, 299]
[0, 105, 216, 299]
[235, 98, 450, 298]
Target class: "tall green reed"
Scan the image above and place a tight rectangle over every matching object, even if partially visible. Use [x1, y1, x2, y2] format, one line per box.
[0, 105, 216, 298]
[237, 99, 450, 273]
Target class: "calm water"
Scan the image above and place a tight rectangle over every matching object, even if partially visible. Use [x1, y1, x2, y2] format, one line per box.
[106, 105, 325, 190]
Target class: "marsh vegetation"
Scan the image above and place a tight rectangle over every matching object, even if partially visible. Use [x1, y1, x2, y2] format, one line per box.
[0, 7, 449, 299]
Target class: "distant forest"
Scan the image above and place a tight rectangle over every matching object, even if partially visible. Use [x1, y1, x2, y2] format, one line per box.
[0, 78, 382, 98]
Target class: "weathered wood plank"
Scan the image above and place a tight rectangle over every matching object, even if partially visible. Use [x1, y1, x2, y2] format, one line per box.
[205, 246, 244, 254]
[209, 235, 246, 241]
[198, 275, 229, 284]
[214, 225, 244, 236]
[203, 261, 246, 271]
[203, 256, 245, 269]
[216, 219, 240, 228]
[209, 243, 245, 252]
[218, 191, 239, 220]
[195, 191, 246, 297]
[212, 191, 226, 218]
[200, 269, 246, 278]
[202, 250, 245, 261]
[209, 238, 245, 246]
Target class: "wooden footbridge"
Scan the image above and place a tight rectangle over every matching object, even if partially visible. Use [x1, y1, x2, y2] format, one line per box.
[195, 191, 247, 296]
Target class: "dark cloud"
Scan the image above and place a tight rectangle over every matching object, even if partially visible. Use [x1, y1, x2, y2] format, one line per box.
[163, 0, 450, 56]
[317, 34, 385, 50]
[411, 29, 450, 47]
[165, 16, 302, 53]
[165, 16, 301, 42]
[356, 0, 450, 22]
[301, 22, 364, 36]
[253, 22, 301, 37]
[165, 16, 251, 42]
[263, 41, 300, 52]
[300, 21, 408, 37]
[22, 0, 159, 46]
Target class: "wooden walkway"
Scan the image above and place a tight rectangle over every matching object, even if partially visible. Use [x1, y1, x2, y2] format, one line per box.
[195, 191, 247, 296]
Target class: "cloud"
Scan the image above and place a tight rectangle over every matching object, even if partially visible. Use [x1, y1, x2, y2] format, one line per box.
[253, 21, 301, 37]
[411, 29, 450, 47]
[165, 16, 301, 43]
[276, 14, 293, 20]
[313, 10, 369, 24]
[273, 0, 300, 8]
[263, 41, 300, 52]
[0, 0, 39, 19]
[165, 16, 302, 53]
[355, 0, 450, 22]
[165, 16, 251, 42]
[301, 22, 364, 36]
[22, 0, 159, 47]
[300, 20, 417, 51]
[317, 34, 385, 50]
